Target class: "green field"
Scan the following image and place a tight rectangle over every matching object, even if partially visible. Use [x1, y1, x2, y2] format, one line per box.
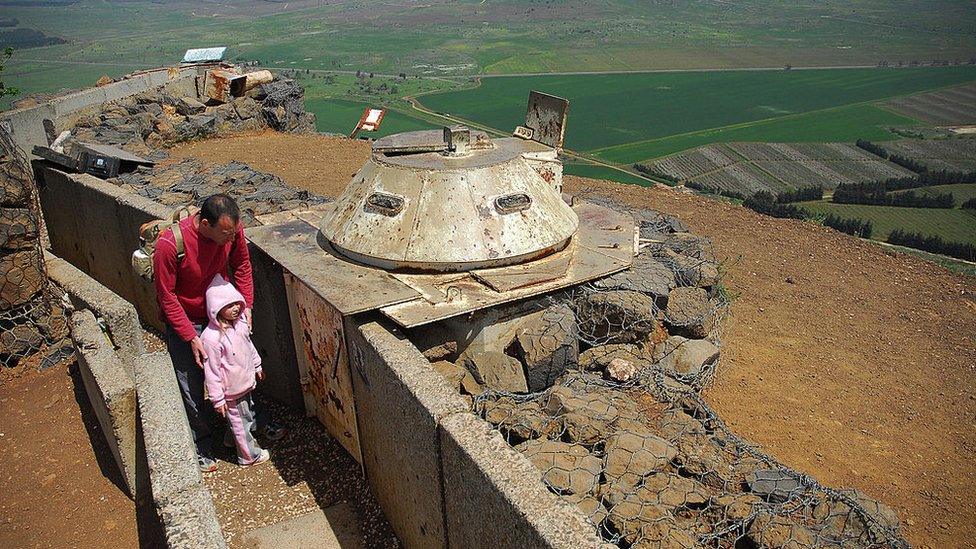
[563, 163, 655, 187]
[800, 200, 976, 244]
[419, 67, 976, 156]
[307, 98, 438, 138]
[891, 184, 976, 207]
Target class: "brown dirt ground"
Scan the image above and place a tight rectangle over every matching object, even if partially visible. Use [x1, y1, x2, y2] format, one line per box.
[169, 132, 975, 548]
[0, 358, 141, 549]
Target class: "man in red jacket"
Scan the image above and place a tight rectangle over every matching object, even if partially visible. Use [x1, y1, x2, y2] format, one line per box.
[154, 194, 255, 472]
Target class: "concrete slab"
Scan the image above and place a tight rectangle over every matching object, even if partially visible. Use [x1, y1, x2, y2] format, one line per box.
[48, 252, 145, 365]
[155, 483, 227, 549]
[70, 309, 137, 497]
[248, 242, 303, 408]
[241, 503, 363, 549]
[133, 351, 201, 504]
[439, 412, 604, 549]
[345, 320, 469, 549]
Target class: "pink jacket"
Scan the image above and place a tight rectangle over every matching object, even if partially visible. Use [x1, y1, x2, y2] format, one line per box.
[201, 274, 262, 408]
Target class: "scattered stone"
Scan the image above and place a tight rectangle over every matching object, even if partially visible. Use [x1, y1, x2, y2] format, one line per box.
[710, 492, 761, 522]
[746, 469, 804, 503]
[814, 489, 903, 544]
[516, 439, 602, 495]
[39, 341, 75, 371]
[576, 290, 657, 345]
[512, 304, 578, 392]
[176, 96, 206, 116]
[591, 254, 676, 299]
[422, 340, 458, 362]
[430, 360, 465, 391]
[95, 75, 114, 87]
[603, 431, 677, 483]
[457, 350, 527, 393]
[560, 492, 608, 525]
[746, 512, 815, 549]
[579, 343, 644, 372]
[665, 287, 716, 339]
[607, 357, 637, 382]
[544, 385, 620, 445]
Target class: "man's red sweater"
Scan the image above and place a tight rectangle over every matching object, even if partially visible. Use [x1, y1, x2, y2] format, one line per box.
[153, 216, 254, 342]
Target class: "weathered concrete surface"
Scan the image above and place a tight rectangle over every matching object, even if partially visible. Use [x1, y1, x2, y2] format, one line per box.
[134, 352, 225, 547]
[242, 503, 363, 549]
[155, 483, 227, 549]
[37, 167, 171, 331]
[439, 412, 604, 549]
[346, 320, 469, 549]
[134, 351, 201, 503]
[48, 252, 144, 364]
[247, 242, 303, 408]
[70, 309, 137, 497]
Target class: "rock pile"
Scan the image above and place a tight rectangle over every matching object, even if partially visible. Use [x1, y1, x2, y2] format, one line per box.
[68, 77, 315, 161]
[417, 202, 907, 548]
[113, 159, 328, 228]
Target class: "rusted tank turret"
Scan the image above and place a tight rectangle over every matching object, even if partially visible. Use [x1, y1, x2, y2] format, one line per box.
[320, 126, 577, 272]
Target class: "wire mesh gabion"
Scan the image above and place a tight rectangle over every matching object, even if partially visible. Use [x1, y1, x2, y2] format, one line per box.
[423, 196, 908, 549]
[0, 128, 68, 368]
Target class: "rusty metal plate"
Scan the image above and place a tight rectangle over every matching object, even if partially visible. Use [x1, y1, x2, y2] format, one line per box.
[524, 91, 569, 149]
[284, 273, 362, 464]
[254, 204, 333, 226]
[379, 200, 633, 327]
[470, 240, 573, 292]
[245, 219, 419, 315]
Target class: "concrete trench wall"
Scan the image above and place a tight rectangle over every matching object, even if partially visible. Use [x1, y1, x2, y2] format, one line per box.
[48, 249, 224, 547]
[347, 319, 605, 549]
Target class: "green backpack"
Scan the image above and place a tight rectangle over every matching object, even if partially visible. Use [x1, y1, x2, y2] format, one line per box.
[132, 206, 197, 282]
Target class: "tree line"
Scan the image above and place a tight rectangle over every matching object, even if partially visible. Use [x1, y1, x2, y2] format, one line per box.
[776, 186, 823, 203]
[832, 182, 955, 208]
[888, 229, 976, 262]
[822, 214, 873, 238]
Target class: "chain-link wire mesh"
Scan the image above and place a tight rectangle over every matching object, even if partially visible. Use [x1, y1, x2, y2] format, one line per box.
[425, 197, 908, 548]
[0, 128, 70, 368]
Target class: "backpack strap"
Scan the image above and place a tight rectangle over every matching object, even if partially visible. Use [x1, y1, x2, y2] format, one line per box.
[172, 223, 186, 262]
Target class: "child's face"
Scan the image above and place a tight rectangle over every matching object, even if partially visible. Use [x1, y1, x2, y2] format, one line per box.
[219, 302, 242, 322]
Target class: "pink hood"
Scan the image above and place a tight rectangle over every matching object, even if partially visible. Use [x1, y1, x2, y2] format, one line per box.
[201, 274, 261, 407]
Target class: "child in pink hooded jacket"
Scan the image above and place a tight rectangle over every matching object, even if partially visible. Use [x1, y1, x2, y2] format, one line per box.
[201, 274, 270, 466]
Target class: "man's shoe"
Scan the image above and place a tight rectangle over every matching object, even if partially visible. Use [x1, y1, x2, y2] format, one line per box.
[198, 456, 218, 473]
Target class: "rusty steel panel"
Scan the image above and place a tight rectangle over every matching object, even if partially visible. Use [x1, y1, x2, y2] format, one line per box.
[379, 200, 634, 327]
[319, 136, 578, 272]
[524, 91, 569, 149]
[285, 274, 362, 464]
[205, 69, 246, 103]
[245, 219, 420, 315]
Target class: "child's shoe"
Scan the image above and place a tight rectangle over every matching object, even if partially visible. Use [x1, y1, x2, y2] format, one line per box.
[243, 449, 270, 466]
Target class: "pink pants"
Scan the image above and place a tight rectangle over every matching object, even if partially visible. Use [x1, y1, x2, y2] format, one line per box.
[223, 393, 264, 465]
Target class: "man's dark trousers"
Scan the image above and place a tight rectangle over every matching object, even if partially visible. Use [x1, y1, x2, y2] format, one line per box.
[165, 323, 214, 461]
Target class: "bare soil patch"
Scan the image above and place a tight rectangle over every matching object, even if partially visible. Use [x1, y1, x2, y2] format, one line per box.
[167, 131, 371, 199]
[0, 361, 143, 549]
[161, 134, 976, 548]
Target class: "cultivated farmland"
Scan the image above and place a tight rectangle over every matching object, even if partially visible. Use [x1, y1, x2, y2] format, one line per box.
[885, 82, 976, 126]
[642, 142, 915, 195]
[875, 139, 976, 172]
